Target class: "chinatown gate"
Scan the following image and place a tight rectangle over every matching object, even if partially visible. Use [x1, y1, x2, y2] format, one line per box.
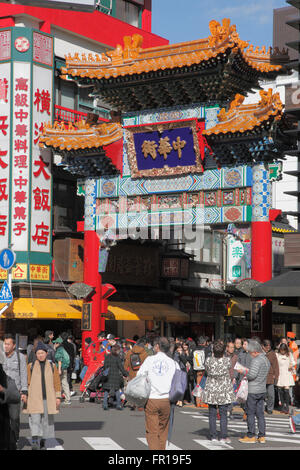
[40, 19, 293, 342]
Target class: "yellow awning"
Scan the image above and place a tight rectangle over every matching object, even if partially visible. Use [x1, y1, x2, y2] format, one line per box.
[1, 298, 83, 320]
[227, 299, 247, 317]
[107, 302, 189, 323]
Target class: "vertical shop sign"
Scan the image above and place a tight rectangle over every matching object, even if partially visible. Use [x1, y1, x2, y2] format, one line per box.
[30, 64, 53, 254]
[11, 62, 31, 251]
[0, 62, 11, 248]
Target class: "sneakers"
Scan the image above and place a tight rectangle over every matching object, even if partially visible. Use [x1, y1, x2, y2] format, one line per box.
[289, 416, 296, 434]
[239, 435, 266, 444]
[70, 391, 76, 397]
[219, 438, 231, 444]
[64, 400, 71, 405]
[238, 436, 257, 444]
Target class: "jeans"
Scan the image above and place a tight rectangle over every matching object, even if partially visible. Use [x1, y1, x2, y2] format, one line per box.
[265, 384, 275, 412]
[8, 402, 21, 449]
[103, 390, 121, 408]
[292, 414, 300, 426]
[208, 404, 229, 440]
[247, 393, 266, 438]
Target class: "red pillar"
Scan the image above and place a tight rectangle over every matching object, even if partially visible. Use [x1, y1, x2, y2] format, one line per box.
[82, 230, 105, 347]
[251, 221, 272, 340]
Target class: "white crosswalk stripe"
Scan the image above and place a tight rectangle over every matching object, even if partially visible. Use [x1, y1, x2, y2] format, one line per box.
[138, 437, 181, 450]
[193, 439, 233, 450]
[83, 437, 124, 450]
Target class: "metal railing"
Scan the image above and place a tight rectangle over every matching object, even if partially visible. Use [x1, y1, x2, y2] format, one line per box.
[54, 105, 108, 124]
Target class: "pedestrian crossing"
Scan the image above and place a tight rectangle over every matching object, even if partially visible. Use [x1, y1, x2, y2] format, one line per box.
[20, 408, 300, 450]
[179, 410, 300, 449]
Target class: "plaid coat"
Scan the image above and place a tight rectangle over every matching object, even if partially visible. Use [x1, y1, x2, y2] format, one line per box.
[103, 354, 128, 392]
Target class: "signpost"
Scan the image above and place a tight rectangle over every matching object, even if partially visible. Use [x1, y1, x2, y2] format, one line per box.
[0, 247, 16, 316]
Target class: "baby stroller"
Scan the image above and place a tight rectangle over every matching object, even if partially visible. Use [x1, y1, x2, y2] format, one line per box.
[79, 346, 105, 403]
[79, 364, 109, 403]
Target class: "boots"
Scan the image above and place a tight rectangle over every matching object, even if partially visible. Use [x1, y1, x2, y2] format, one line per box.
[283, 389, 290, 414]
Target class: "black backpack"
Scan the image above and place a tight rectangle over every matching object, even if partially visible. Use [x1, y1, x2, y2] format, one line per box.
[130, 352, 141, 371]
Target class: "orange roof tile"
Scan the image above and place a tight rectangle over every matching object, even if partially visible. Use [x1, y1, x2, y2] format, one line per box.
[203, 89, 284, 137]
[61, 18, 283, 81]
[39, 121, 123, 151]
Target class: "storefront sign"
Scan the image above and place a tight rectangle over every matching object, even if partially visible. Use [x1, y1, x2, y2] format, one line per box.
[227, 236, 250, 284]
[29, 264, 50, 281]
[82, 303, 92, 330]
[0, 263, 27, 280]
[251, 300, 263, 333]
[161, 257, 189, 279]
[125, 119, 203, 178]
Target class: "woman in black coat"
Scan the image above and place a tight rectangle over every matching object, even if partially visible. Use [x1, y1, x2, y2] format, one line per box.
[102, 346, 128, 411]
[0, 363, 21, 450]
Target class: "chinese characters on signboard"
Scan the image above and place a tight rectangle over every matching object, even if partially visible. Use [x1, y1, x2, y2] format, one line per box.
[226, 236, 251, 284]
[0, 29, 53, 282]
[82, 303, 92, 331]
[31, 64, 52, 254]
[0, 61, 11, 248]
[11, 62, 31, 251]
[125, 119, 203, 178]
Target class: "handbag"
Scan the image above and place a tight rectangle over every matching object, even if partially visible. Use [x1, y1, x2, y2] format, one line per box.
[124, 373, 151, 407]
[192, 384, 204, 399]
[235, 375, 248, 403]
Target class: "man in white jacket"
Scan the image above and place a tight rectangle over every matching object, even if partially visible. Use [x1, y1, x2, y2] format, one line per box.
[137, 337, 179, 450]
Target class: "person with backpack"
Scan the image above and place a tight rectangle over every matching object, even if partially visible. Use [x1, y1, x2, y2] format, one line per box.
[53, 338, 71, 405]
[23, 342, 61, 450]
[61, 332, 76, 397]
[124, 338, 148, 410]
[192, 337, 209, 408]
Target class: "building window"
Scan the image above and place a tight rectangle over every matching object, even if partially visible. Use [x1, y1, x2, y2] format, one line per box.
[181, 229, 222, 264]
[115, 0, 141, 27]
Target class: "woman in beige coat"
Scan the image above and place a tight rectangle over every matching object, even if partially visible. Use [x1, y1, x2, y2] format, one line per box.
[23, 342, 61, 450]
[276, 343, 295, 414]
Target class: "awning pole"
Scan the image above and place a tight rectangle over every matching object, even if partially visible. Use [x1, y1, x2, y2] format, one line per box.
[0, 304, 9, 318]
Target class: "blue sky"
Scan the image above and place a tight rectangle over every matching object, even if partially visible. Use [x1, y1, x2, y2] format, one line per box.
[152, 0, 286, 48]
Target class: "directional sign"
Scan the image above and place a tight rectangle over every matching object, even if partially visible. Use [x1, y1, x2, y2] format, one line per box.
[0, 249, 16, 271]
[0, 281, 13, 303]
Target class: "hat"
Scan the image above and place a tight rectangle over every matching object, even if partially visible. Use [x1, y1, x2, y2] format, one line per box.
[106, 334, 115, 340]
[287, 332, 296, 339]
[35, 341, 48, 353]
[53, 337, 63, 344]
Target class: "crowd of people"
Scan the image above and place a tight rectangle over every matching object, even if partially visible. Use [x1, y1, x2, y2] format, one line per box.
[0, 329, 300, 450]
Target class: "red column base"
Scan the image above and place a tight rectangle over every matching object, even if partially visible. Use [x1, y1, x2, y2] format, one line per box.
[251, 221, 272, 283]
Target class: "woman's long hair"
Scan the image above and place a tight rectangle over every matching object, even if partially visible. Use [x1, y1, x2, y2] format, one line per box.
[278, 343, 290, 357]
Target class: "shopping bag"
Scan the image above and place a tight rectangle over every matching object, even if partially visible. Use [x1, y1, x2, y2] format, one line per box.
[235, 376, 248, 403]
[124, 373, 151, 407]
[192, 384, 204, 399]
[169, 369, 187, 403]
